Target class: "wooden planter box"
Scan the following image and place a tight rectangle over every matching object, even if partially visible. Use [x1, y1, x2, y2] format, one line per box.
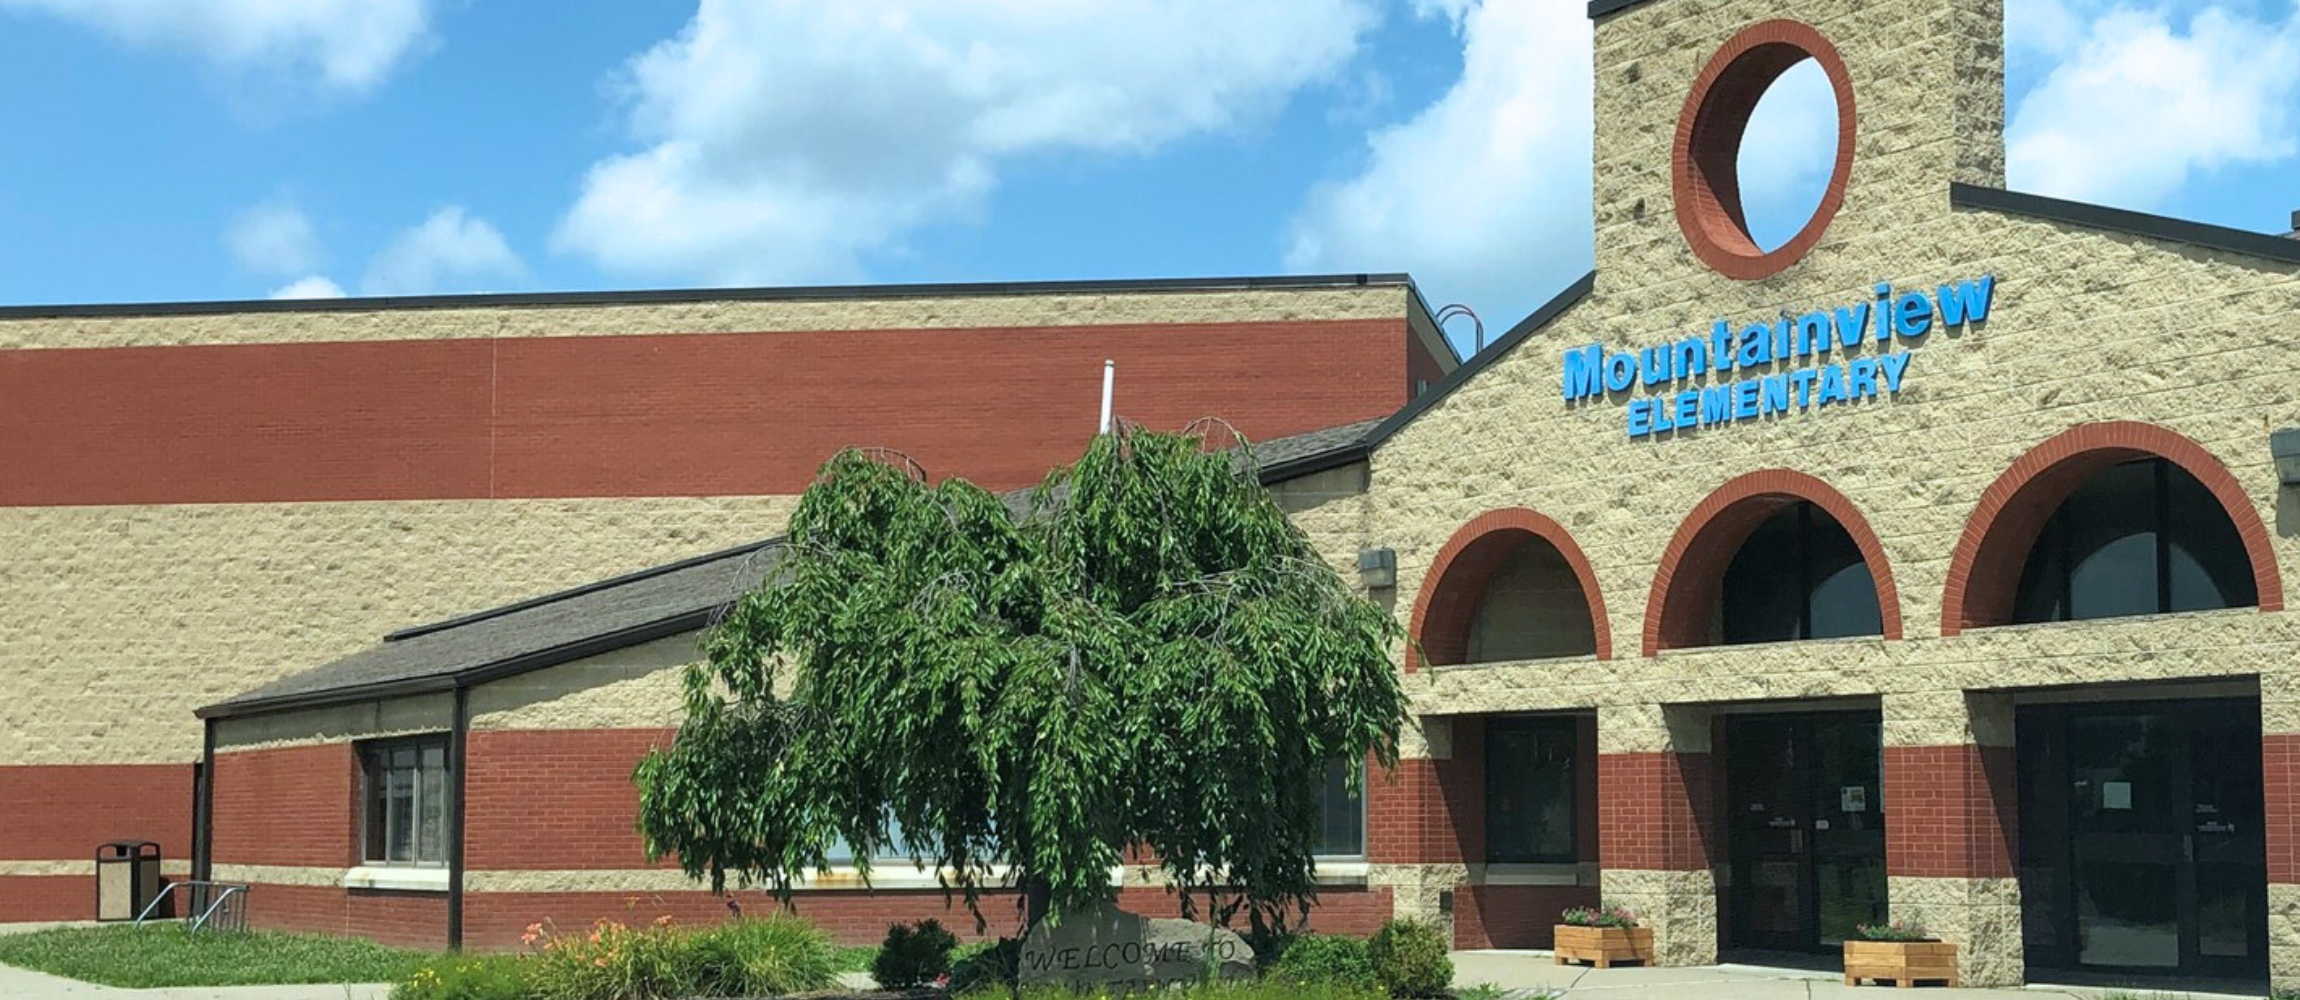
[1552, 925, 1653, 969]
[1842, 939, 1959, 988]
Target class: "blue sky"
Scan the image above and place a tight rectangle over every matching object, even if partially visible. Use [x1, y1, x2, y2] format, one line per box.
[0, 0, 2294, 358]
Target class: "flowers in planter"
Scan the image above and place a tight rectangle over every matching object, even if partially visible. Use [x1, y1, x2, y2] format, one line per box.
[1559, 904, 1639, 929]
[1852, 920, 1936, 942]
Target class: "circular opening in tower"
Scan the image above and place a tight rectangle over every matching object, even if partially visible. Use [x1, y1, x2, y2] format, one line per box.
[1672, 20, 1857, 280]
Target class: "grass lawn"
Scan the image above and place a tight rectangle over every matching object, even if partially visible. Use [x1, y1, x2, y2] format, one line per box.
[834, 944, 879, 972]
[0, 924, 435, 988]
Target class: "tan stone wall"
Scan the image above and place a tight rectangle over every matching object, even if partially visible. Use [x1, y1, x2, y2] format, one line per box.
[2, 497, 797, 766]
[469, 633, 699, 731]
[0, 286, 1406, 350]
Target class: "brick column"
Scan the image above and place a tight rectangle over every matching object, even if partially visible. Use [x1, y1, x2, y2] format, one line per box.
[2265, 680, 2300, 993]
[1882, 692, 2022, 987]
[1596, 704, 1719, 966]
[1367, 716, 1479, 944]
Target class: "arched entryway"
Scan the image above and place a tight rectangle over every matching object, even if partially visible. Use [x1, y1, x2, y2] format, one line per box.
[1644, 470, 1902, 655]
[1940, 421, 2283, 635]
[1407, 509, 1609, 672]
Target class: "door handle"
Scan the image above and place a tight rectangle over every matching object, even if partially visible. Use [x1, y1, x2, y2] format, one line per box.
[1792, 830, 1804, 853]
[2183, 835, 2194, 862]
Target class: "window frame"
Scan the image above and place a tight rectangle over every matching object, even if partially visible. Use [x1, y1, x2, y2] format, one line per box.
[357, 734, 453, 868]
[1315, 758, 1369, 862]
[1483, 716, 1581, 865]
[2013, 458, 2259, 624]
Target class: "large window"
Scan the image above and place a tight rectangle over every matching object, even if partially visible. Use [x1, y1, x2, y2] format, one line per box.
[2013, 459, 2258, 623]
[1317, 759, 1366, 860]
[1485, 717, 1579, 864]
[1720, 501, 1882, 644]
[360, 737, 450, 867]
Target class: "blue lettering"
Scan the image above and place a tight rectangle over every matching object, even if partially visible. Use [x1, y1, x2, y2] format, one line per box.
[1874, 282, 1892, 341]
[1701, 386, 1733, 425]
[1849, 358, 1880, 398]
[1673, 338, 1707, 381]
[1893, 292, 1933, 338]
[1675, 390, 1701, 428]
[1639, 346, 1674, 387]
[1760, 375, 1790, 415]
[1833, 303, 1870, 350]
[1604, 353, 1636, 392]
[1562, 344, 1605, 401]
[1733, 379, 1761, 419]
[1879, 351, 1912, 391]
[1817, 364, 1849, 406]
[1737, 324, 1772, 368]
[1711, 321, 1735, 374]
[1795, 312, 1831, 357]
[1789, 368, 1818, 408]
[1626, 399, 1653, 438]
[1937, 275, 1996, 327]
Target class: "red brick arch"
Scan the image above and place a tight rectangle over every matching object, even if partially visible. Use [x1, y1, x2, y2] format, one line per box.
[1406, 509, 1611, 673]
[1940, 421, 2284, 636]
[1643, 470, 1903, 656]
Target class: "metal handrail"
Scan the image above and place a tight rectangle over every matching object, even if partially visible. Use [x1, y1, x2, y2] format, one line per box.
[133, 880, 249, 933]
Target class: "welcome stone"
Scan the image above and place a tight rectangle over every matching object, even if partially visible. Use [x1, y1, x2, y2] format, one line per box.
[1018, 909, 1257, 991]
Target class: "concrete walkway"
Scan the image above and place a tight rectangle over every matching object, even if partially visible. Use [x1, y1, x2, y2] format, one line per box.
[1451, 952, 2267, 1000]
[0, 961, 387, 1000]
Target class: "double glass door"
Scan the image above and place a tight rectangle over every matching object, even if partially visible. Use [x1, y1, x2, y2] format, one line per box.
[2018, 701, 2267, 979]
[1725, 713, 1888, 953]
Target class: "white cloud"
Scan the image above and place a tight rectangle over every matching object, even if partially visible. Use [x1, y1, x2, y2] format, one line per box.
[270, 275, 345, 300]
[0, 0, 430, 92]
[2008, 0, 2300, 207]
[225, 201, 324, 277]
[553, 0, 1378, 286]
[1284, 1, 1593, 326]
[1734, 60, 1840, 252]
[363, 207, 525, 296]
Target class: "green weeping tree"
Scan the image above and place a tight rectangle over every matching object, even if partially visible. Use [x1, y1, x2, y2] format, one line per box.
[633, 425, 1408, 936]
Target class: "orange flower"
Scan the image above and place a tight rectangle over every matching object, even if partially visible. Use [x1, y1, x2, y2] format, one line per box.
[593, 957, 609, 968]
[653, 914, 673, 927]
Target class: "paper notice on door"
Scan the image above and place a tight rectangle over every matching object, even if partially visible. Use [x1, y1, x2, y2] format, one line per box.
[1840, 785, 1867, 813]
[2103, 781, 2133, 810]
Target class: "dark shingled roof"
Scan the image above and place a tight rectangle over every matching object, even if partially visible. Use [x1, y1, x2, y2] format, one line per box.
[199, 418, 1382, 720]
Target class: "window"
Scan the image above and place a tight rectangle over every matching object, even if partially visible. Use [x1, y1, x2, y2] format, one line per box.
[361, 737, 450, 867]
[1485, 717, 1579, 864]
[2012, 459, 2258, 624]
[1720, 501, 1882, 644]
[1317, 759, 1366, 860]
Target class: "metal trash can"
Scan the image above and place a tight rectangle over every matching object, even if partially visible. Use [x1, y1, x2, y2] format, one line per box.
[95, 841, 162, 922]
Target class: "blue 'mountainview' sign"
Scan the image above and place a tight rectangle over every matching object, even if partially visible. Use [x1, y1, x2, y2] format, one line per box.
[1562, 276, 1997, 439]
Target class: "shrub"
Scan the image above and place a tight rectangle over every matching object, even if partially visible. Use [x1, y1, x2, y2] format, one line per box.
[524, 917, 699, 1000]
[1366, 919, 1452, 998]
[1852, 920, 1935, 943]
[873, 918, 960, 989]
[390, 954, 529, 1000]
[690, 914, 840, 996]
[1267, 933, 1375, 989]
[1559, 904, 1638, 929]
[949, 937, 1020, 992]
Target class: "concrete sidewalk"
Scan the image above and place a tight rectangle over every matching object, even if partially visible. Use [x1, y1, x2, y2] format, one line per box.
[1450, 951, 2266, 1000]
[0, 961, 387, 1000]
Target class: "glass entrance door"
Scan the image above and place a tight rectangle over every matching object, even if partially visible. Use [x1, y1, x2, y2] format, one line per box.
[2019, 700, 2267, 980]
[1725, 713, 1887, 954]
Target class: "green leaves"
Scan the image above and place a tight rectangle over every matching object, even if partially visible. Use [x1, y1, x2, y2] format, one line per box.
[635, 427, 1407, 933]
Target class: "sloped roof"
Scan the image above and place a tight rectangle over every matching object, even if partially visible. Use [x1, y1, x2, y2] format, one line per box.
[199, 418, 1383, 720]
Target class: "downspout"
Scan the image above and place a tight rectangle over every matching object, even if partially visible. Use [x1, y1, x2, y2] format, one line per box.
[447, 684, 470, 950]
[195, 718, 216, 883]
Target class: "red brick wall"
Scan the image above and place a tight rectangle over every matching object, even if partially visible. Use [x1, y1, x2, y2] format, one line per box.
[1882, 744, 2016, 880]
[1407, 335, 1448, 398]
[1596, 751, 1716, 872]
[1454, 884, 1597, 950]
[2268, 734, 2300, 884]
[0, 764, 192, 860]
[465, 729, 675, 871]
[245, 883, 449, 949]
[0, 318, 1409, 507]
[1367, 726, 1484, 866]
[213, 743, 356, 868]
[0, 876, 96, 922]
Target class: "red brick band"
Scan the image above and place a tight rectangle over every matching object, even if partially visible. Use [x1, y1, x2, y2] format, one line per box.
[1673, 20, 1857, 280]
[213, 743, 357, 868]
[2266, 734, 2300, 884]
[1406, 508, 1610, 673]
[1882, 744, 2016, 880]
[1939, 421, 2284, 635]
[1643, 469, 1902, 655]
[0, 319, 1409, 506]
[0, 764, 193, 860]
[1595, 751, 1716, 872]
